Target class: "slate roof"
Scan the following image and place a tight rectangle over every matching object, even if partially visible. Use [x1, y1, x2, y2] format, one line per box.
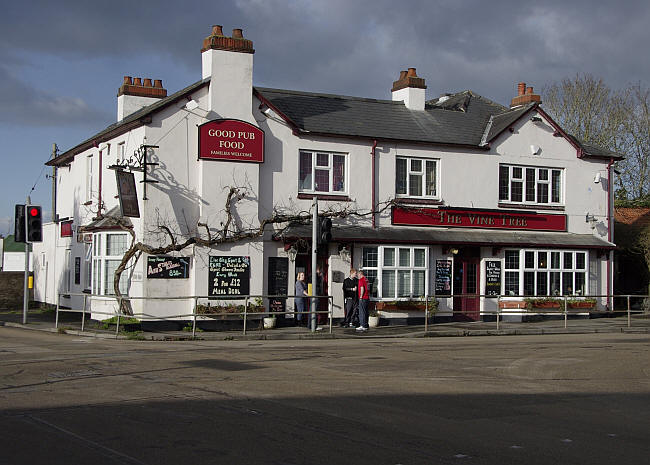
[48, 78, 211, 167]
[48, 77, 622, 167]
[277, 224, 615, 249]
[255, 88, 510, 147]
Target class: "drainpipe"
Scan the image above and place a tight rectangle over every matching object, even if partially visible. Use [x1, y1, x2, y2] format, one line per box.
[371, 140, 377, 229]
[606, 157, 615, 310]
[98, 147, 103, 217]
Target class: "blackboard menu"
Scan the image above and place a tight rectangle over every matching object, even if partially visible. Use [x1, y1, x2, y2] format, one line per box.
[268, 257, 288, 313]
[74, 257, 81, 285]
[435, 260, 452, 296]
[485, 260, 501, 297]
[209, 256, 250, 297]
[147, 256, 190, 279]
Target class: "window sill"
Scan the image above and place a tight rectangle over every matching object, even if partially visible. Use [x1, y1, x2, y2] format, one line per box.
[394, 198, 444, 206]
[498, 203, 565, 211]
[297, 193, 351, 202]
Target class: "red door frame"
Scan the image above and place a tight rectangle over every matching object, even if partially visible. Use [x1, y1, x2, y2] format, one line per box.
[453, 256, 480, 321]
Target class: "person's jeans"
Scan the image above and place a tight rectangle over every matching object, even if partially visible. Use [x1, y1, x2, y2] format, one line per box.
[295, 298, 305, 322]
[358, 299, 369, 328]
[343, 298, 357, 325]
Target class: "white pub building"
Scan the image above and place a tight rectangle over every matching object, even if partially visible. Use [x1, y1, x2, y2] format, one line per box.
[33, 25, 620, 323]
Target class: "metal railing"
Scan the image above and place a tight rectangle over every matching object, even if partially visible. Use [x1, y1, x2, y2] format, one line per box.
[55, 293, 334, 338]
[53, 292, 649, 338]
[420, 293, 649, 332]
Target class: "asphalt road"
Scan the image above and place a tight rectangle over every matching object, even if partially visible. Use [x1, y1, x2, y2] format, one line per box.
[0, 327, 649, 464]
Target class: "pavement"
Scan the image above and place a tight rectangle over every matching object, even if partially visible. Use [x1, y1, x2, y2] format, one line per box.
[1, 307, 649, 341]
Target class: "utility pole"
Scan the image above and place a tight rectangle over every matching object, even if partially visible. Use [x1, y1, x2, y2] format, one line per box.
[22, 196, 31, 325]
[311, 197, 318, 332]
[51, 143, 58, 222]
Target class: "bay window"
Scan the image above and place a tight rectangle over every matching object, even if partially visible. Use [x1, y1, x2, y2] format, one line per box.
[396, 157, 438, 198]
[499, 164, 563, 205]
[92, 232, 129, 295]
[299, 150, 347, 194]
[362, 246, 428, 299]
[504, 249, 587, 296]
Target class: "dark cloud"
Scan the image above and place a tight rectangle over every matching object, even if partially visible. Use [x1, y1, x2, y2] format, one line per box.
[0, 0, 648, 120]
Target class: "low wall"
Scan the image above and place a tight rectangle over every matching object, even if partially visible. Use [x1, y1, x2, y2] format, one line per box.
[0, 272, 33, 310]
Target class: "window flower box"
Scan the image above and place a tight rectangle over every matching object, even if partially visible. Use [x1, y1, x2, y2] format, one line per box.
[567, 299, 596, 310]
[375, 301, 427, 312]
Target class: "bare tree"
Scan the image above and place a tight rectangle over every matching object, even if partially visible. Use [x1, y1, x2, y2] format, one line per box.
[620, 83, 650, 199]
[542, 74, 650, 199]
[110, 187, 394, 315]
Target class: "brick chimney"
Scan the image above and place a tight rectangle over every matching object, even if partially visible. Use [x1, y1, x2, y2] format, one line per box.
[510, 82, 541, 108]
[117, 76, 167, 121]
[391, 68, 427, 111]
[201, 25, 255, 122]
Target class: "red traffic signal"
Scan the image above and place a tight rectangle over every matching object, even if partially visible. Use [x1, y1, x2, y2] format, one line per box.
[26, 205, 43, 243]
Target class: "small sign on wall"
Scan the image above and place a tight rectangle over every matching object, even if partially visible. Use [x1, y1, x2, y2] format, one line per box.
[146, 256, 190, 279]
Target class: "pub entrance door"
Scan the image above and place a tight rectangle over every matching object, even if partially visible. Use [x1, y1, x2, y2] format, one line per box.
[453, 248, 480, 321]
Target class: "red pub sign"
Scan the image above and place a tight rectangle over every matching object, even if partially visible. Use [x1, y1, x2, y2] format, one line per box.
[198, 119, 264, 163]
[392, 207, 567, 232]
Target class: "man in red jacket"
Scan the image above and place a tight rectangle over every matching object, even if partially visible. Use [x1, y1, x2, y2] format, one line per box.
[356, 269, 370, 332]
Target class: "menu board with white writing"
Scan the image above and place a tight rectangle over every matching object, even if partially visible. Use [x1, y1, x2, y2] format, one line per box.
[268, 257, 289, 312]
[435, 260, 452, 296]
[208, 256, 250, 297]
[485, 260, 501, 297]
[146, 256, 190, 279]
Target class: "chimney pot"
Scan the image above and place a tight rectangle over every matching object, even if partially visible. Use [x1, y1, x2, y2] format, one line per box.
[511, 82, 541, 108]
[407, 67, 417, 77]
[123, 76, 133, 85]
[211, 25, 224, 36]
[133, 77, 142, 86]
[232, 28, 243, 39]
[398, 70, 408, 80]
[143, 78, 153, 87]
[517, 82, 526, 96]
[153, 79, 163, 88]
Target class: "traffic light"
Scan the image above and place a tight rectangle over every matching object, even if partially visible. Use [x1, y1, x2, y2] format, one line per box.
[26, 205, 43, 243]
[318, 216, 332, 248]
[14, 204, 26, 243]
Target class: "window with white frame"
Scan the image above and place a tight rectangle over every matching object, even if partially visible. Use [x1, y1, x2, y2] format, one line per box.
[118, 142, 125, 162]
[84, 243, 92, 290]
[504, 249, 587, 296]
[298, 150, 347, 194]
[86, 155, 94, 202]
[396, 157, 438, 198]
[362, 246, 428, 299]
[499, 165, 563, 205]
[92, 232, 129, 295]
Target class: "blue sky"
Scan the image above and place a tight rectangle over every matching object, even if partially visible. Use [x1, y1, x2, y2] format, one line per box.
[1, 0, 649, 234]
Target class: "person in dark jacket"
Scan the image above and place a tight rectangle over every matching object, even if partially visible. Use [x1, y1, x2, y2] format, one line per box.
[341, 268, 358, 327]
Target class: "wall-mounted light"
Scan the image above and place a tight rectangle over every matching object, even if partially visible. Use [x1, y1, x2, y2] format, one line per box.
[286, 245, 298, 262]
[530, 144, 540, 155]
[339, 245, 351, 262]
[530, 116, 543, 123]
[594, 172, 602, 184]
[184, 99, 199, 111]
[585, 213, 597, 229]
[450, 247, 459, 255]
